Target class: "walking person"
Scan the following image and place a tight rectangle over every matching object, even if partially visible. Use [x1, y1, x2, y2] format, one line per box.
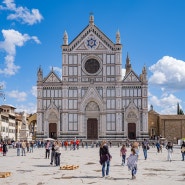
[166, 141, 173, 162]
[16, 140, 21, 156]
[50, 141, 56, 165]
[29, 141, 34, 153]
[142, 139, 149, 160]
[54, 141, 62, 166]
[21, 140, 26, 156]
[120, 144, 127, 166]
[45, 140, 51, 159]
[99, 140, 112, 178]
[180, 141, 185, 161]
[156, 141, 161, 153]
[2, 141, 8, 156]
[127, 148, 138, 180]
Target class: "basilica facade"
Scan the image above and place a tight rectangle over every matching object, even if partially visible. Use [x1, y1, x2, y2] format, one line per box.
[36, 15, 148, 141]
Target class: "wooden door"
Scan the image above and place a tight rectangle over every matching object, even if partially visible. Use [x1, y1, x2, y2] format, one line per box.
[49, 123, 57, 139]
[87, 118, 98, 140]
[128, 123, 136, 139]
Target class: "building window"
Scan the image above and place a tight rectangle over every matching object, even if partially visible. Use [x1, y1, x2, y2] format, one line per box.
[106, 114, 116, 131]
[68, 88, 78, 97]
[107, 99, 115, 109]
[68, 114, 78, 131]
[107, 88, 115, 97]
[68, 100, 78, 109]
[106, 66, 115, 75]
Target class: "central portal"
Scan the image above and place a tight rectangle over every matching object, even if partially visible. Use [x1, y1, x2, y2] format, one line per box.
[87, 118, 98, 140]
[49, 123, 57, 139]
[128, 123, 136, 139]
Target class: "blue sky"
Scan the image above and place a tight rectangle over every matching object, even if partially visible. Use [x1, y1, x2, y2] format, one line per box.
[0, 0, 185, 114]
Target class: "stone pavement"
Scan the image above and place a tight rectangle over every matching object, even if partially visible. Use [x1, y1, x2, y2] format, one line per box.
[0, 145, 185, 185]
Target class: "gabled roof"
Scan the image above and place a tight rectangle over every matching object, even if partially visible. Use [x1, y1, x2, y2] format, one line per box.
[122, 70, 141, 83]
[63, 23, 120, 52]
[43, 70, 62, 84]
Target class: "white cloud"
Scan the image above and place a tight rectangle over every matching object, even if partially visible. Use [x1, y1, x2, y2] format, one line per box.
[31, 86, 37, 97]
[7, 90, 27, 102]
[149, 56, 185, 90]
[149, 91, 181, 114]
[0, 0, 43, 25]
[15, 102, 36, 114]
[0, 29, 40, 76]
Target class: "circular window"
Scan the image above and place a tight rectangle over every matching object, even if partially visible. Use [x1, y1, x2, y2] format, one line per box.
[85, 59, 100, 74]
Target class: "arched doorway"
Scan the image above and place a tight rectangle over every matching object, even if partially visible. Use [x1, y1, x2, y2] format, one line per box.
[87, 118, 98, 139]
[128, 123, 136, 139]
[49, 123, 57, 139]
[85, 101, 99, 140]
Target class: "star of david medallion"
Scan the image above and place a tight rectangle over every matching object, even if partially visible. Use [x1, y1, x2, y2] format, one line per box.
[85, 36, 98, 49]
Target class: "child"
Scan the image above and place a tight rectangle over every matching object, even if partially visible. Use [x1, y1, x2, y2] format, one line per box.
[120, 144, 127, 166]
[127, 148, 138, 180]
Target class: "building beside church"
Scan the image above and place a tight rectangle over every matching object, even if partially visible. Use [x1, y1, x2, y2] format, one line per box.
[148, 105, 185, 143]
[36, 15, 148, 141]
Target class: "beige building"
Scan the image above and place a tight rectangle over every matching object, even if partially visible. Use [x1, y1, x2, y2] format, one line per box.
[148, 105, 185, 143]
[36, 15, 148, 141]
[0, 104, 16, 141]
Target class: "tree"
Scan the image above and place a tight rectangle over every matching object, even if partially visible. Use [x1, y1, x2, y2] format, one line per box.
[177, 102, 184, 115]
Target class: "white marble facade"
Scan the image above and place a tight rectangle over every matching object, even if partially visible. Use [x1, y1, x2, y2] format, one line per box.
[36, 15, 149, 141]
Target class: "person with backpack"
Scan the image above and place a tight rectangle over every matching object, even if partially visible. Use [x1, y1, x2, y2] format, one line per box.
[99, 140, 112, 178]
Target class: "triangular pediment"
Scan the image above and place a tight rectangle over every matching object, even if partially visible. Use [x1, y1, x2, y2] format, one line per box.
[75, 32, 110, 52]
[45, 99, 59, 122]
[80, 87, 103, 112]
[123, 70, 141, 82]
[68, 24, 117, 52]
[43, 71, 62, 83]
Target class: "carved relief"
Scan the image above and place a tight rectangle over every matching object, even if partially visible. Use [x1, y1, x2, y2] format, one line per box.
[85, 101, 100, 111]
[48, 112, 58, 123]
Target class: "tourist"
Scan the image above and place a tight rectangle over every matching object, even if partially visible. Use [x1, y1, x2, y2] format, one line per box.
[120, 144, 127, 166]
[26, 141, 30, 152]
[166, 141, 173, 162]
[54, 141, 62, 166]
[29, 141, 34, 153]
[127, 148, 138, 180]
[45, 140, 51, 159]
[21, 140, 26, 156]
[16, 140, 21, 156]
[181, 141, 185, 161]
[156, 141, 161, 153]
[132, 141, 139, 157]
[99, 140, 112, 178]
[2, 141, 8, 156]
[142, 139, 149, 160]
[50, 141, 56, 165]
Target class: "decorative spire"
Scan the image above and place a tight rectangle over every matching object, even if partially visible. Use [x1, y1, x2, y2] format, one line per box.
[116, 29, 121, 44]
[89, 12, 94, 25]
[141, 65, 147, 82]
[37, 66, 43, 81]
[63, 30, 68, 45]
[125, 53, 131, 75]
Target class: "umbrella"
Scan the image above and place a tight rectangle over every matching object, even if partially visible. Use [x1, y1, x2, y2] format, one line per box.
[43, 138, 55, 141]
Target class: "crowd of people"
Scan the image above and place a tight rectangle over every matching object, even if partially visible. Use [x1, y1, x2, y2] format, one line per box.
[0, 138, 185, 180]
